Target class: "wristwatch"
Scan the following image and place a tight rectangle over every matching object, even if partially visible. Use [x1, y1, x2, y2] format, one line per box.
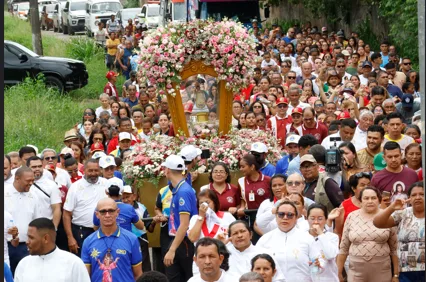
[197, 216, 204, 221]
[393, 274, 399, 278]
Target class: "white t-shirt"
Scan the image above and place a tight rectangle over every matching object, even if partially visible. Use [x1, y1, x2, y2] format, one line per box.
[4, 211, 14, 266]
[188, 270, 239, 282]
[63, 177, 108, 227]
[4, 184, 40, 242]
[310, 232, 340, 282]
[30, 177, 62, 220]
[321, 132, 346, 149]
[95, 107, 112, 119]
[261, 59, 278, 69]
[14, 247, 91, 282]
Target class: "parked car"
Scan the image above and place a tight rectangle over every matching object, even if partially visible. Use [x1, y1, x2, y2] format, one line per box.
[52, 0, 67, 32]
[116, 8, 141, 30]
[4, 40, 89, 92]
[41, 4, 56, 30]
[138, 4, 160, 29]
[62, 0, 87, 35]
[85, 0, 122, 37]
[12, 2, 30, 20]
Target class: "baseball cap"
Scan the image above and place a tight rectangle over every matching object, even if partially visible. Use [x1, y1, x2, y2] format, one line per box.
[161, 155, 186, 170]
[321, 26, 327, 33]
[339, 88, 355, 96]
[286, 135, 301, 146]
[123, 185, 133, 194]
[250, 142, 268, 153]
[373, 152, 386, 171]
[130, 70, 137, 77]
[291, 107, 303, 115]
[362, 61, 373, 68]
[119, 132, 132, 141]
[336, 30, 345, 38]
[179, 145, 202, 162]
[300, 154, 317, 165]
[106, 71, 119, 80]
[276, 97, 289, 105]
[90, 143, 105, 153]
[26, 144, 39, 155]
[341, 50, 350, 57]
[92, 151, 106, 159]
[338, 111, 351, 120]
[99, 155, 116, 168]
[401, 94, 414, 108]
[60, 147, 74, 156]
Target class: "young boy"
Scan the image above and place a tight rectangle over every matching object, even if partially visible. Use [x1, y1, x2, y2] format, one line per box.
[261, 52, 279, 73]
[95, 93, 112, 119]
[122, 185, 155, 273]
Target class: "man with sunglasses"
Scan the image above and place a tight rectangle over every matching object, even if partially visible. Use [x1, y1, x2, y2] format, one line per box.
[250, 142, 276, 177]
[41, 148, 72, 188]
[400, 57, 413, 76]
[63, 159, 109, 257]
[82, 198, 143, 281]
[267, 97, 291, 148]
[299, 154, 343, 213]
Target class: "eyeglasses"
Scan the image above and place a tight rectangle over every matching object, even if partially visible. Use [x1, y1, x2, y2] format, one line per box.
[277, 211, 295, 219]
[277, 104, 287, 108]
[257, 119, 265, 122]
[98, 209, 117, 215]
[287, 76, 296, 79]
[355, 172, 372, 179]
[286, 181, 302, 186]
[93, 137, 103, 141]
[84, 112, 94, 116]
[315, 103, 324, 107]
[213, 170, 226, 175]
[336, 65, 346, 68]
[403, 62, 412, 65]
[283, 65, 290, 68]
[253, 105, 262, 109]
[44, 156, 56, 161]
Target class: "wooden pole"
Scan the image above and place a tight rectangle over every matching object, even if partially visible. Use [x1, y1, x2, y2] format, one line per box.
[29, 0, 43, 55]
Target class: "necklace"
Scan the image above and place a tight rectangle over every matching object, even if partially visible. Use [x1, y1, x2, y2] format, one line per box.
[101, 229, 119, 254]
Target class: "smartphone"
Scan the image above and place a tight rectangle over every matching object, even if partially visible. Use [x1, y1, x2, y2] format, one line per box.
[382, 191, 391, 198]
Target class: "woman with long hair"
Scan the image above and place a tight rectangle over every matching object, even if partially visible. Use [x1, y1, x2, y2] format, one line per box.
[87, 129, 107, 153]
[338, 142, 368, 181]
[337, 187, 398, 282]
[348, 37, 358, 53]
[77, 108, 96, 136]
[238, 112, 247, 130]
[245, 112, 259, 130]
[209, 83, 218, 102]
[82, 120, 94, 143]
[70, 141, 86, 173]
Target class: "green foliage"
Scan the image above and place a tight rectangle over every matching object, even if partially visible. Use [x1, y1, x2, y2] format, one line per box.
[123, 0, 140, 8]
[376, 0, 419, 69]
[4, 76, 98, 153]
[266, 19, 303, 33]
[65, 37, 105, 62]
[354, 17, 380, 53]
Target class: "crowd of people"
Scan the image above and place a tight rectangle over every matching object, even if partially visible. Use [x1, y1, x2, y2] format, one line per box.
[3, 18, 425, 282]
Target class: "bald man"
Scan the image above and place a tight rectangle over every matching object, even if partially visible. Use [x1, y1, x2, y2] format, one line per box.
[14, 218, 90, 282]
[81, 198, 143, 281]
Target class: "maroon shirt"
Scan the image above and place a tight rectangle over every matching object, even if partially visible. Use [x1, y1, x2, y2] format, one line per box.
[371, 166, 419, 195]
[207, 183, 241, 212]
[296, 122, 329, 144]
[238, 172, 271, 209]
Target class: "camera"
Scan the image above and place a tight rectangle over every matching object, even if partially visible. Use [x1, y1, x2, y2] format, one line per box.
[325, 137, 342, 173]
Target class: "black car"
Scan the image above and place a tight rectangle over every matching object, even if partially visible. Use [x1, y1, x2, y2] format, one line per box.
[4, 40, 89, 92]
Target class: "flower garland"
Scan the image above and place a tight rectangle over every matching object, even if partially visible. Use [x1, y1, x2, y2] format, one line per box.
[138, 19, 259, 95]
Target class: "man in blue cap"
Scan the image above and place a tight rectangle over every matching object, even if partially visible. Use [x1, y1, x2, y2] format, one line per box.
[396, 94, 421, 124]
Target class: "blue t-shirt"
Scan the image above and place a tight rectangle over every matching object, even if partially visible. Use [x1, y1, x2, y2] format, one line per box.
[123, 97, 139, 109]
[81, 227, 142, 282]
[286, 154, 301, 176]
[168, 179, 198, 236]
[275, 155, 291, 175]
[93, 201, 139, 232]
[260, 162, 276, 177]
[4, 262, 13, 282]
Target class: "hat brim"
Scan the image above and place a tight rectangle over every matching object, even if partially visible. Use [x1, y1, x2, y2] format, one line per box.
[64, 136, 78, 141]
[277, 102, 289, 106]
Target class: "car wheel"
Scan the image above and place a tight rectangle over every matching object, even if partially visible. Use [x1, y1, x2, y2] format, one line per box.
[45, 76, 64, 93]
[63, 24, 68, 34]
[53, 25, 58, 32]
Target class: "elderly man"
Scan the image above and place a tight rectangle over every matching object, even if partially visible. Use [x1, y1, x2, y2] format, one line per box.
[63, 159, 109, 257]
[123, 84, 139, 108]
[14, 218, 90, 282]
[351, 110, 374, 151]
[118, 40, 134, 79]
[382, 98, 397, 115]
[41, 148, 72, 188]
[299, 154, 343, 212]
[27, 156, 62, 229]
[296, 62, 319, 93]
[286, 84, 310, 115]
[82, 198, 143, 281]
[4, 167, 39, 275]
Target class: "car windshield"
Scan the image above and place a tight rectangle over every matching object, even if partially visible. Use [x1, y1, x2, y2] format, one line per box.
[91, 2, 121, 13]
[70, 2, 86, 11]
[121, 9, 140, 20]
[147, 6, 159, 16]
[9, 42, 40, 58]
[18, 3, 30, 11]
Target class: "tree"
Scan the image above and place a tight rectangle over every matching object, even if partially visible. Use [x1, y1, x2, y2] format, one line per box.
[29, 0, 43, 55]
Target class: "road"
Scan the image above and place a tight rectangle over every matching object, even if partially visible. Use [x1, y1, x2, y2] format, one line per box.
[41, 29, 86, 41]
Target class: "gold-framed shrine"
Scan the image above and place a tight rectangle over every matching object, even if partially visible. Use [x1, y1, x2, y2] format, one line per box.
[166, 60, 234, 137]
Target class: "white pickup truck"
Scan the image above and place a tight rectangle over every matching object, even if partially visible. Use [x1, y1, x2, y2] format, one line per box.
[61, 0, 86, 35]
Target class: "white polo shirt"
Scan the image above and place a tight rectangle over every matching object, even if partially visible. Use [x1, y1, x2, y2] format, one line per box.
[14, 247, 91, 282]
[4, 211, 14, 266]
[30, 177, 62, 220]
[55, 167, 72, 188]
[321, 132, 345, 149]
[63, 177, 108, 228]
[352, 126, 368, 152]
[4, 184, 40, 242]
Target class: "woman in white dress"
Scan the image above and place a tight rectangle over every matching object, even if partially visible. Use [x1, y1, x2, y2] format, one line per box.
[257, 200, 324, 282]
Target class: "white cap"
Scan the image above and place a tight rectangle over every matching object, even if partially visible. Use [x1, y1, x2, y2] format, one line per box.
[179, 145, 202, 162]
[250, 142, 268, 153]
[92, 151, 107, 159]
[161, 155, 185, 170]
[60, 147, 74, 156]
[123, 185, 133, 194]
[99, 155, 116, 168]
[285, 134, 301, 145]
[119, 132, 132, 141]
[105, 178, 124, 194]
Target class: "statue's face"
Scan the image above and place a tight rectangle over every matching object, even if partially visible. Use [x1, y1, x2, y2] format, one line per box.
[195, 91, 206, 107]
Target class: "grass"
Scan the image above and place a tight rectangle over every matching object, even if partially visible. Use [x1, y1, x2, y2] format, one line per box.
[4, 12, 126, 152]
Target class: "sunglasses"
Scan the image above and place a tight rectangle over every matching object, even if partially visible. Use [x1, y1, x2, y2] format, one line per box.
[286, 181, 302, 186]
[98, 209, 117, 215]
[277, 211, 295, 219]
[315, 103, 324, 107]
[84, 112, 94, 116]
[44, 156, 56, 161]
[287, 76, 296, 79]
[277, 104, 287, 108]
[253, 105, 262, 109]
[403, 62, 412, 65]
[93, 137, 103, 141]
[355, 172, 372, 179]
[336, 65, 345, 68]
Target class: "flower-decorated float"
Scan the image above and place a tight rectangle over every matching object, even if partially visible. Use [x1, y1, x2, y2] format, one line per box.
[125, 19, 283, 247]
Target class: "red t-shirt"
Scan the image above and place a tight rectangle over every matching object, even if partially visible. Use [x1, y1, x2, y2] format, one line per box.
[267, 115, 292, 148]
[207, 183, 241, 212]
[104, 82, 119, 100]
[342, 197, 359, 223]
[371, 166, 419, 194]
[297, 122, 328, 144]
[239, 173, 271, 209]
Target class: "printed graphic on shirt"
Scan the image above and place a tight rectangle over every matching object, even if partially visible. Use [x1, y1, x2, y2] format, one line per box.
[257, 188, 265, 196]
[97, 252, 119, 282]
[179, 197, 185, 206]
[391, 181, 408, 204]
[226, 196, 234, 203]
